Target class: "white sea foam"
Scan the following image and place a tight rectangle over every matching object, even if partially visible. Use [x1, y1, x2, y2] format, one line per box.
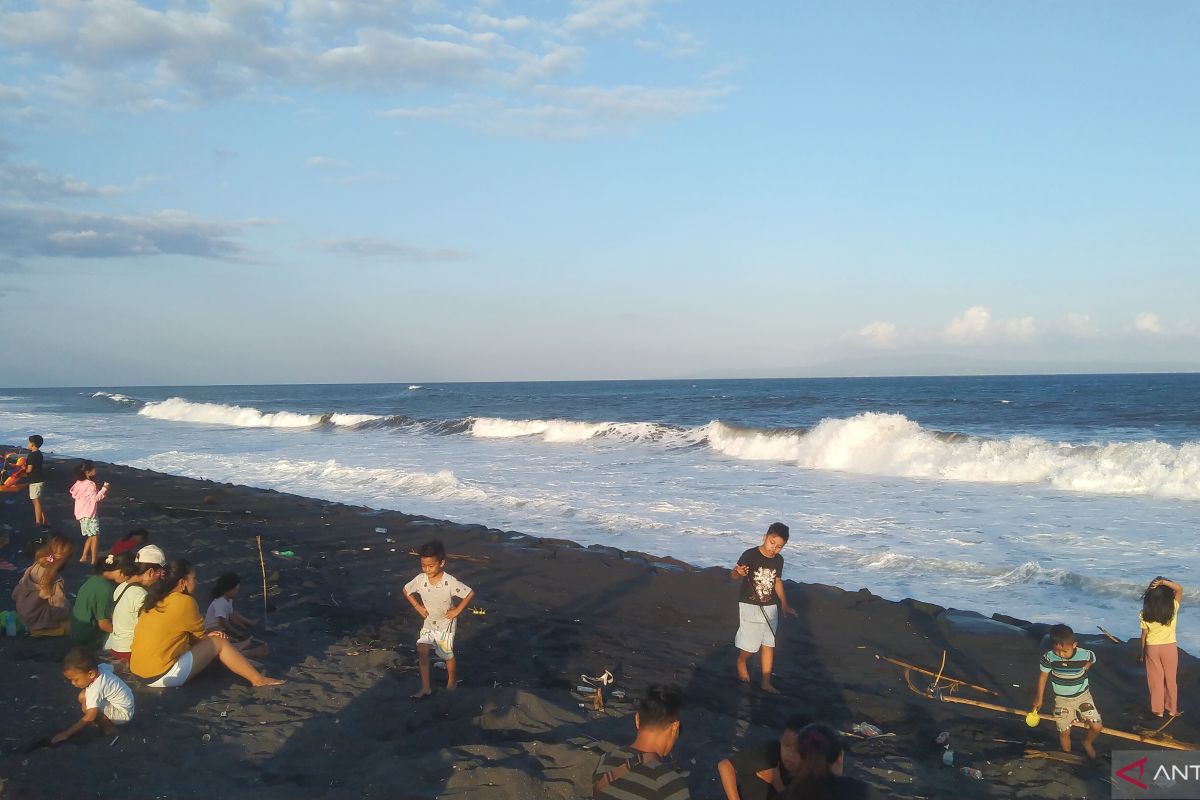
[408, 385, 423, 390]
[92, 391, 139, 405]
[138, 398, 378, 429]
[705, 413, 1200, 500]
[469, 416, 685, 444]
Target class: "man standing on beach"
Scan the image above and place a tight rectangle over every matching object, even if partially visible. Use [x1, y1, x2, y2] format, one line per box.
[26, 435, 47, 528]
[593, 684, 690, 800]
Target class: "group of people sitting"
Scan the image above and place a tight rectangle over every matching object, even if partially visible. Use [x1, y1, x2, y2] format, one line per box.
[10, 530, 284, 742]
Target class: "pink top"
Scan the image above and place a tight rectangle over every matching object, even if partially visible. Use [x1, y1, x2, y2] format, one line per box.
[70, 479, 109, 520]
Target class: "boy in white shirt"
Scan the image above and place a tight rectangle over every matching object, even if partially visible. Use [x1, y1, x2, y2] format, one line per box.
[402, 540, 475, 699]
[53, 648, 134, 743]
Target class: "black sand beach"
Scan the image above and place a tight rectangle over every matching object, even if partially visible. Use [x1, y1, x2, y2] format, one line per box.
[1, 454, 1193, 799]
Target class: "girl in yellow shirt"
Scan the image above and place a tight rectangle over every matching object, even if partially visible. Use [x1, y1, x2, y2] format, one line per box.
[1140, 576, 1183, 719]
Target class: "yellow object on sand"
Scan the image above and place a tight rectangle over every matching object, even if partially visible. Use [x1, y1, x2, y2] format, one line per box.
[1025, 711, 1041, 728]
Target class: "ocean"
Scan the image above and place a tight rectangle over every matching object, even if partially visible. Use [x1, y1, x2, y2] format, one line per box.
[2, 375, 1198, 649]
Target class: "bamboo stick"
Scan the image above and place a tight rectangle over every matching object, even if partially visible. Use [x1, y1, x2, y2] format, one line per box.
[1097, 626, 1122, 644]
[875, 654, 999, 696]
[256, 535, 269, 629]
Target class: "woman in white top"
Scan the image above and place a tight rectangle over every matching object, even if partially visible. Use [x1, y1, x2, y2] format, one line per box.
[104, 545, 167, 664]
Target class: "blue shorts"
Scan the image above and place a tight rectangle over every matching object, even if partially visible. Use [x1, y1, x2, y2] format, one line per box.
[735, 603, 778, 651]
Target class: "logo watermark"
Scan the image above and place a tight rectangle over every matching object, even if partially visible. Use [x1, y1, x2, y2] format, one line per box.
[1113, 751, 1200, 799]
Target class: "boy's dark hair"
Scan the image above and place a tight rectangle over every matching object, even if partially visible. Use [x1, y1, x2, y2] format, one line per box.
[28, 434, 43, 448]
[417, 540, 447, 561]
[637, 684, 684, 728]
[72, 460, 96, 481]
[211, 572, 241, 602]
[98, 551, 133, 576]
[784, 723, 844, 799]
[766, 522, 790, 542]
[63, 647, 98, 674]
[783, 713, 811, 735]
[1049, 624, 1076, 647]
[119, 528, 149, 544]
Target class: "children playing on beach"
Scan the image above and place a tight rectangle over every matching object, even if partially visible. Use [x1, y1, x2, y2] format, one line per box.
[25, 434, 47, 528]
[70, 552, 130, 651]
[731, 523, 797, 694]
[69, 461, 110, 565]
[12, 534, 73, 637]
[593, 684, 690, 800]
[402, 539, 475, 699]
[52, 648, 134, 744]
[717, 715, 805, 800]
[205, 572, 268, 658]
[1032, 624, 1103, 758]
[1140, 576, 1183, 719]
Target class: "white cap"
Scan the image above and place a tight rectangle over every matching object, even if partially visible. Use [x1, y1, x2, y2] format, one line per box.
[135, 544, 166, 566]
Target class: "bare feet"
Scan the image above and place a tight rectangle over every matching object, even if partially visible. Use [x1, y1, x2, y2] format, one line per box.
[411, 689, 433, 700]
[446, 682, 457, 692]
[760, 681, 781, 695]
[736, 666, 751, 683]
[251, 677, 285, 687]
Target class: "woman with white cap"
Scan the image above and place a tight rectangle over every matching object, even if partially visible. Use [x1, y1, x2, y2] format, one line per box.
[104, 545, 166, 666]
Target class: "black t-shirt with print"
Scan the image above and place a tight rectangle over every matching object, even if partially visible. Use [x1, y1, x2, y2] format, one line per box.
[738, 547, 783, 606]
[26, 450, 44, 484]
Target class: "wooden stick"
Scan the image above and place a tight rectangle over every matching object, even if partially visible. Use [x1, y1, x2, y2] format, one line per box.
[933, 679, 1197, 751]
[406, 550, 490, 563]
[256, 535, 269, 630]
[875, 654, 999, 696]
[1097, 625, 1122, 644]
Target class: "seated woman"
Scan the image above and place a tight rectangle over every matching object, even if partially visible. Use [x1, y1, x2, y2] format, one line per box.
[12, 535, 74, 637]
[130, 560, 284, 689]
[784, 724, 879, 800]
[104, 545, 166, 664]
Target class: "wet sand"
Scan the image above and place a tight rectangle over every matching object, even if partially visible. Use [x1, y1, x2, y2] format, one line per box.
[0, 453, 1193, 799]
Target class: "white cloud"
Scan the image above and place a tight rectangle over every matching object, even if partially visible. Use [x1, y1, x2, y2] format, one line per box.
[321, 236, 472, 262]
[942, 305, 1036, 344]
[0, 159, 122, 201]
[635, 26, 703, 57]
[857, 321, 898, 348]
[468, 12, 535, 32]
[565, 0, 659, 34]
[1063, 312, 1099, 338]
[305, 155, 350, 168]
[0, 205, 265, 263]
[1134, 312, 1163, 334]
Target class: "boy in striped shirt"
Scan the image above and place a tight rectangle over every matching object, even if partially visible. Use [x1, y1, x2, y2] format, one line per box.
[1031, 624, 1103, 757]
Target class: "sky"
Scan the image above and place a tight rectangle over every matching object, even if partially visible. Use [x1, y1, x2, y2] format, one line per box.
[0, 0, 1198, 386]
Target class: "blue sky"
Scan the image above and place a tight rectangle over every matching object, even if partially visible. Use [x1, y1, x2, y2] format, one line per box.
[0, 0, 1197, 385]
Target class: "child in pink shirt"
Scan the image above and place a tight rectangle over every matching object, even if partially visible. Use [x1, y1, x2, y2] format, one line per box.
[69, 461, 110, 565]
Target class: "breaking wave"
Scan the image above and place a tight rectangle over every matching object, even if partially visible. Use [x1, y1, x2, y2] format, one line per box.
[130, 398, 1200, 499]
[92, 391, 141, 405]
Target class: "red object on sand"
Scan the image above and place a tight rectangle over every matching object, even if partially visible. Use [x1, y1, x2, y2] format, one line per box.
[110, 539, 139, 555]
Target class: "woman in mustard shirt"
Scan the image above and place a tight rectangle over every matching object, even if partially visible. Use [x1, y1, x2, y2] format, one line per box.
[1140, 576, 1183, 719]
[130, 560, 284, 689]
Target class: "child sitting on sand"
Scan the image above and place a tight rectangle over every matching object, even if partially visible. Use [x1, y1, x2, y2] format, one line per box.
[1031, 624, 1103, 758]
[69, 461, 110, 565]
[12, 535, 73, 637]
[731, 522, 798, 694]
[402, 540, 475, 699]
[52, 647, 134, 744]
[70, 552, 130, 651]
[205, 572, 268, 658]
[1140, 576, 1183, 719]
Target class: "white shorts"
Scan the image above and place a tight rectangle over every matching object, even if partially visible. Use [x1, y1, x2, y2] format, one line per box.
[29, 483, 43, 499]
[735, 603, 778, 652]
[417, 622, 456, 660]
[146, 650, 194, 688]
[96, 700, 133, 724]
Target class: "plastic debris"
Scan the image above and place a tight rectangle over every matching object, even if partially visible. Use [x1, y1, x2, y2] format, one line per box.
[852, 722, 884, 738]
[942, 749, 955, 766]
[959, 767, 983, 779]
[375, 527, 387, 534]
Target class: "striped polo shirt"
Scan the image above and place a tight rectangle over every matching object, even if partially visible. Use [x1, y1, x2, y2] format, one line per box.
[1040, 646, 1096, 697]
[594, 747, 690, 800]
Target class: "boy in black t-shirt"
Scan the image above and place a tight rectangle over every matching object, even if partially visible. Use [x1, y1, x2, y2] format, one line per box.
[731, 522, 796, 693]
[26, 435, 47, 528]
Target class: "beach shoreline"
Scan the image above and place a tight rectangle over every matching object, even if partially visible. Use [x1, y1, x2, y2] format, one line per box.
[0, 452, 1191, 798]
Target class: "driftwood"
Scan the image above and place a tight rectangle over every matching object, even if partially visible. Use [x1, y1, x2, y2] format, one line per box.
[256, 535, 269, 628]
[875, 654, 998, 696]
[1097, 626, 1123, 644]
[1024, 748, 1084, 764]
[877, 651, 1198, 751]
